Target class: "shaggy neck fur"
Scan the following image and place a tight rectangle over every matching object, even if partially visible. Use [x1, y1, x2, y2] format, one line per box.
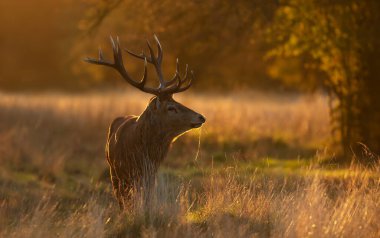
[135, 104, 174, 166]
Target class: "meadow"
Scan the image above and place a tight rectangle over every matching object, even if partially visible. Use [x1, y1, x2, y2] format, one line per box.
[0, 91, 379, 237]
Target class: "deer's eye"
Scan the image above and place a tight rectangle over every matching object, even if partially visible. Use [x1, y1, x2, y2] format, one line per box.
[167, 106, 178, 113]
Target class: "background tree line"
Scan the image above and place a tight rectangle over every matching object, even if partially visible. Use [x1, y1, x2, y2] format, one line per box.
[1, 0, 379, 162]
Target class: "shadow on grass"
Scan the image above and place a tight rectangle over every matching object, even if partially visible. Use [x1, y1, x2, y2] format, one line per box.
[174, 136, 317, 163]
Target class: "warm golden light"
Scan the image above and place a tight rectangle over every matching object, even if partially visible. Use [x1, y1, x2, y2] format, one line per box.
[1, 0, 379, 236]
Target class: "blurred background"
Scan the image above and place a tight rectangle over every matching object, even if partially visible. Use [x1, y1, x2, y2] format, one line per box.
[1, 0, 379, 161]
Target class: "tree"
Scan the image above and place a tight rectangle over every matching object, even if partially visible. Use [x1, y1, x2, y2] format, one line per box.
[77, 0, 278, 90]
[267, 0, 380, 163]
[78, 0, 380, 162]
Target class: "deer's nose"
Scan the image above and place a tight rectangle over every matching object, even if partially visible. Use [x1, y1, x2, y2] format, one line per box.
[198, 115, 206, 123]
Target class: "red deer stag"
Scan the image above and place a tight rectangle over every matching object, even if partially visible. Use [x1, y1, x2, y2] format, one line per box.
[85, 35, 205, 209]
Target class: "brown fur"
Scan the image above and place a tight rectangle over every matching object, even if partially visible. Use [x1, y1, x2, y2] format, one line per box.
[105, 96, 205, 209]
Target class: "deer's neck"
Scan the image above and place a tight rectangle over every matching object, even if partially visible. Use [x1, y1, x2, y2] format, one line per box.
[135, 110, 174, 162]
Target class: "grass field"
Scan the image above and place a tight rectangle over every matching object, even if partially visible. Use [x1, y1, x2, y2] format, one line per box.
[0, 91, 379, 237]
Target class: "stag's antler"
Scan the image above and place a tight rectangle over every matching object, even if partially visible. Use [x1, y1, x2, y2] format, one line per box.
[84, 35, 194, 97]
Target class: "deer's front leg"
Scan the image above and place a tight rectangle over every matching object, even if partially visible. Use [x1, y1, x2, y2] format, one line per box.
[109, 166, 125, 210]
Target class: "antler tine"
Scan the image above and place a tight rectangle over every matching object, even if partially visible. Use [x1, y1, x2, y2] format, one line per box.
[145, 39, 167, 89]
[125, 48, 153, 63]
[175, 70, 194, 93]
[98, 47, 104, 60]
[112, 36, 153, 92]
[166, 58, 180, 86]
[182, 64, 189, 84]
[154, 34, 163, 65]
[176, 58, 180, 73]
[146, 40, 157, 64]
[84, 36, 158, 95]
[175, 64, 188, 88]
[83, 46, 113, 66]
[162, 64, 194, 94]
[125, 36, 166, 89]
[176, 64, 190, 89]
[111, 36, 123, 67]
[140, 57, 148, 87]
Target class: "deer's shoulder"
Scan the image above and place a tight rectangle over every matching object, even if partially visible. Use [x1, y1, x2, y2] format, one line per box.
[108, 115, 138, 139]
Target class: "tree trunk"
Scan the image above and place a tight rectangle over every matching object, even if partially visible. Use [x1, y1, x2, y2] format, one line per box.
[338, 75, 380, 164]
[331, 72, 379, 164]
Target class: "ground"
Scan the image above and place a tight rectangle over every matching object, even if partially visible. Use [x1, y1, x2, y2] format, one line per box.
[0, 91, 379, 237]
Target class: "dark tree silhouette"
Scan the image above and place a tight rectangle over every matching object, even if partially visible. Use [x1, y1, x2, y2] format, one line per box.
[267, 0, 380, 163]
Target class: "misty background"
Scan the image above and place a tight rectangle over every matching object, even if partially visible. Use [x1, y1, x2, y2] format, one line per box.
[1, 0, 379, 161]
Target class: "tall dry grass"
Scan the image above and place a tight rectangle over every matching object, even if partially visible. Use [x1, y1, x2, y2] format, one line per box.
[2, 91, 377, 237]
[0, 90, 329, 169]
[1, 164, 379, 237]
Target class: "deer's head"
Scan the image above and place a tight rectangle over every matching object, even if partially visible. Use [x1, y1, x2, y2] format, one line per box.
[146, 96, 205, 136]
[85, 35, 205, 136]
